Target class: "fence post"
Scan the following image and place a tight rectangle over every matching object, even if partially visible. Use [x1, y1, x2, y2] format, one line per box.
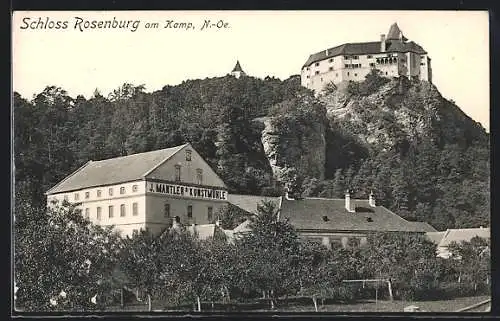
[387, 280, 393, 301]
[120, 288, 124, 308]
[148, 293, 152, 311]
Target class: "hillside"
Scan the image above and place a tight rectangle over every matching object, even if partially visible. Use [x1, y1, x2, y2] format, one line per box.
[13, 72, 489, 230]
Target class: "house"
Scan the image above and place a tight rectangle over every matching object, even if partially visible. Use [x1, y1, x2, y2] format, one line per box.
[46, 143, 228, 237]
[231, 60, 246, 79]
[426, 227, 490, 258]
[229, 191, 435, 248]
[301, 22, 432, 93]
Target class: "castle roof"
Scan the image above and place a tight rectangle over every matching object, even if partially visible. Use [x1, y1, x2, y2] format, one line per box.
[232, 60, 244, 72]
[46, 144, 189, 194]
[387, 22, 405, 40]
[302, 40, 426, 68]
[279, 197, 434, 233]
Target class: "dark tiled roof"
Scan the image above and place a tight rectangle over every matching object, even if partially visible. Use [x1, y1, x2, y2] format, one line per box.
[302, 40, 427, 68]
[227, 194, 281, 214]
[232, 60, 243, 72]
[280, 197, 431, 233]
[387, 23, 403, 40]
[46, 144, 188, 194]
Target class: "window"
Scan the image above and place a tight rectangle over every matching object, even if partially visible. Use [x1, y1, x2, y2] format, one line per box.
[108, 205, 114, 218]
[74, 193, 79, 201]
[175, 165, 181, 182]
[132, 184, 138, 192]
[344, 56, 349, 59]
[354, 73, 358, 77]
[353, 55, 359, 60]
[329, 58, 333, 63]
[186, 150, 192, 161]
[344, 64, 349, 68]
[85, 191, 90, 199]
[64, 195, 69, 201]
[97, 190, 102, 197]
[369, 63, 375, 67]
[109, 188, 113, 196]
[347, 72, 350, 76]
[306, 75, 310, 79]
[207, 207, 213, 222]
[336, 73, 338, 77]
[97, 207, 102, 220]
[385, 72, 388, 75]
[196, 169, 203, 185]
[320, 78, 323, 82]
[132, 202, 138, 216]
[120, 187, 125, 195]
[85, 208, 89, 219]
[315, 71, 319, 75]
[329, 67, 333, 71]
[164, 203, 170, 218]
[187, 205, 193, 219]
[306, 67, 310, 71]
[420, 62, 425, 66]
[120, 204, 126, 217]
[315, 62, 319, 66]
[367, 55, 373, 58]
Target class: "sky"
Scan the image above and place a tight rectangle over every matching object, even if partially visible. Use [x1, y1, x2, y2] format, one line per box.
[12, 11, 489, 131]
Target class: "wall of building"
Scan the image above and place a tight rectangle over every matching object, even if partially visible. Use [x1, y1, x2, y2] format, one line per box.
[147, 145, 226, 188]
[47, 180, 149, 237]
[298, 231, 368, 249]
[145, 194, 226, 234]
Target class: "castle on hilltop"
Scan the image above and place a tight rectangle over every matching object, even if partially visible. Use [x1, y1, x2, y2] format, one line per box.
[301, 23, 433, 93]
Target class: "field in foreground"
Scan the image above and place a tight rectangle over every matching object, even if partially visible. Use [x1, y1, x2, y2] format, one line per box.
[107, 295, 490, 313]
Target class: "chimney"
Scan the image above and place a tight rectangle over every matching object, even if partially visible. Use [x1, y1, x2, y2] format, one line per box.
[380, 34, 386, 52]
[326, 49, 329, 56]
[345, 190, 355, 213]
[285, 183, 294, 200]
[369, 191, 376, 207]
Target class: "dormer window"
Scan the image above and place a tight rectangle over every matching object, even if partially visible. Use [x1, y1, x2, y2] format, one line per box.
[186, 150, 192, 161]
[196, 169, 203, 185]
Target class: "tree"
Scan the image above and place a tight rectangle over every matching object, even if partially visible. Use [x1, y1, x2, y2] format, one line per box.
[15, 201, 122, 311]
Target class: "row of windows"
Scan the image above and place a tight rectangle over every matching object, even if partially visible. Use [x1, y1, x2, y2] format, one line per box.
[163, 203, 213, 221]
[84, 202, 139, 220]
[174, 166, 203, 183]
[376, 57, 398, 64]
[306, 54, 397, 71]
[345, 63, 362, 69]
[68, 184, 139, 202]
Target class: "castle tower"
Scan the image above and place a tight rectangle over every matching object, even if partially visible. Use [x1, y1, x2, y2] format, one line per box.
[386, 22, 408, 42]
[231, 60, 246, 79]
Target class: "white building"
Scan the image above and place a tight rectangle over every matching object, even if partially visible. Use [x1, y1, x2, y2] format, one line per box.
[426, 227, 490, 259]
[301, 23, 433, 93]
[46, 143, 228, 237]
[230, 60, 246, 79]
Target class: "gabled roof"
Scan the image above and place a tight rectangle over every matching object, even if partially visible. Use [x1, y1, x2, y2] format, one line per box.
[437, 227, 490, 247]
[232, 60, 244, 72]
[187, 223, 225, 241]
[227, 194, 281, 214]
[46, 144, 188, 194]
[279, 197, 431, 233]
[406, 221, 438, 233]
[426, 231, 446, 245]
[302, 39, 426, 68]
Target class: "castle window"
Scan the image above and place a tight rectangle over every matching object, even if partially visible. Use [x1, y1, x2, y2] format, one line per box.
[132, 202, 138, 216]
[344, 56, 349, 60]
[345, 64, 349, 68]
[329, 67, 333, 71]
[132, 184, 138, 192]
[97, 190, 102, 197]
[109, 188, 113, 196]
[108, 205, 114, 218]
[120, 187, 125, 195]
[187, 205, 193, 219]
[306, 67, 310, 71]
[207, 206, 213, 222]
[196, 169, 203, 185]
[385, 72, 388, 75]
[369, 63, 375, 68]
[164, 203, 170, 218]
[329, 58, 333, 63]
[306, 75, 310, 79]
[420, 63, 425, 66]
[175, 165, 181, 182]
[367, 55, 373, 58]
[347, 72, 350, 76]
[336, 73, 338, 77]
[85, 208, 89, 219]
[120, 204, 126, 217]
[320, 78, 323, 82]
[353, 55, 359, 60]
[97, 207, 102, 221]
[354, 73, 358, 77]
[315, 62, 319, 66]
[315, 71, 319, 75]
[186, 150, 192, 161]
[85, 191, 90, 199]
[74, 193, 79, 201]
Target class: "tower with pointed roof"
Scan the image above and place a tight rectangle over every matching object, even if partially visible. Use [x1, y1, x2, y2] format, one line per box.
[300, 23, 432, 94]
[231, 60, 246, 79]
